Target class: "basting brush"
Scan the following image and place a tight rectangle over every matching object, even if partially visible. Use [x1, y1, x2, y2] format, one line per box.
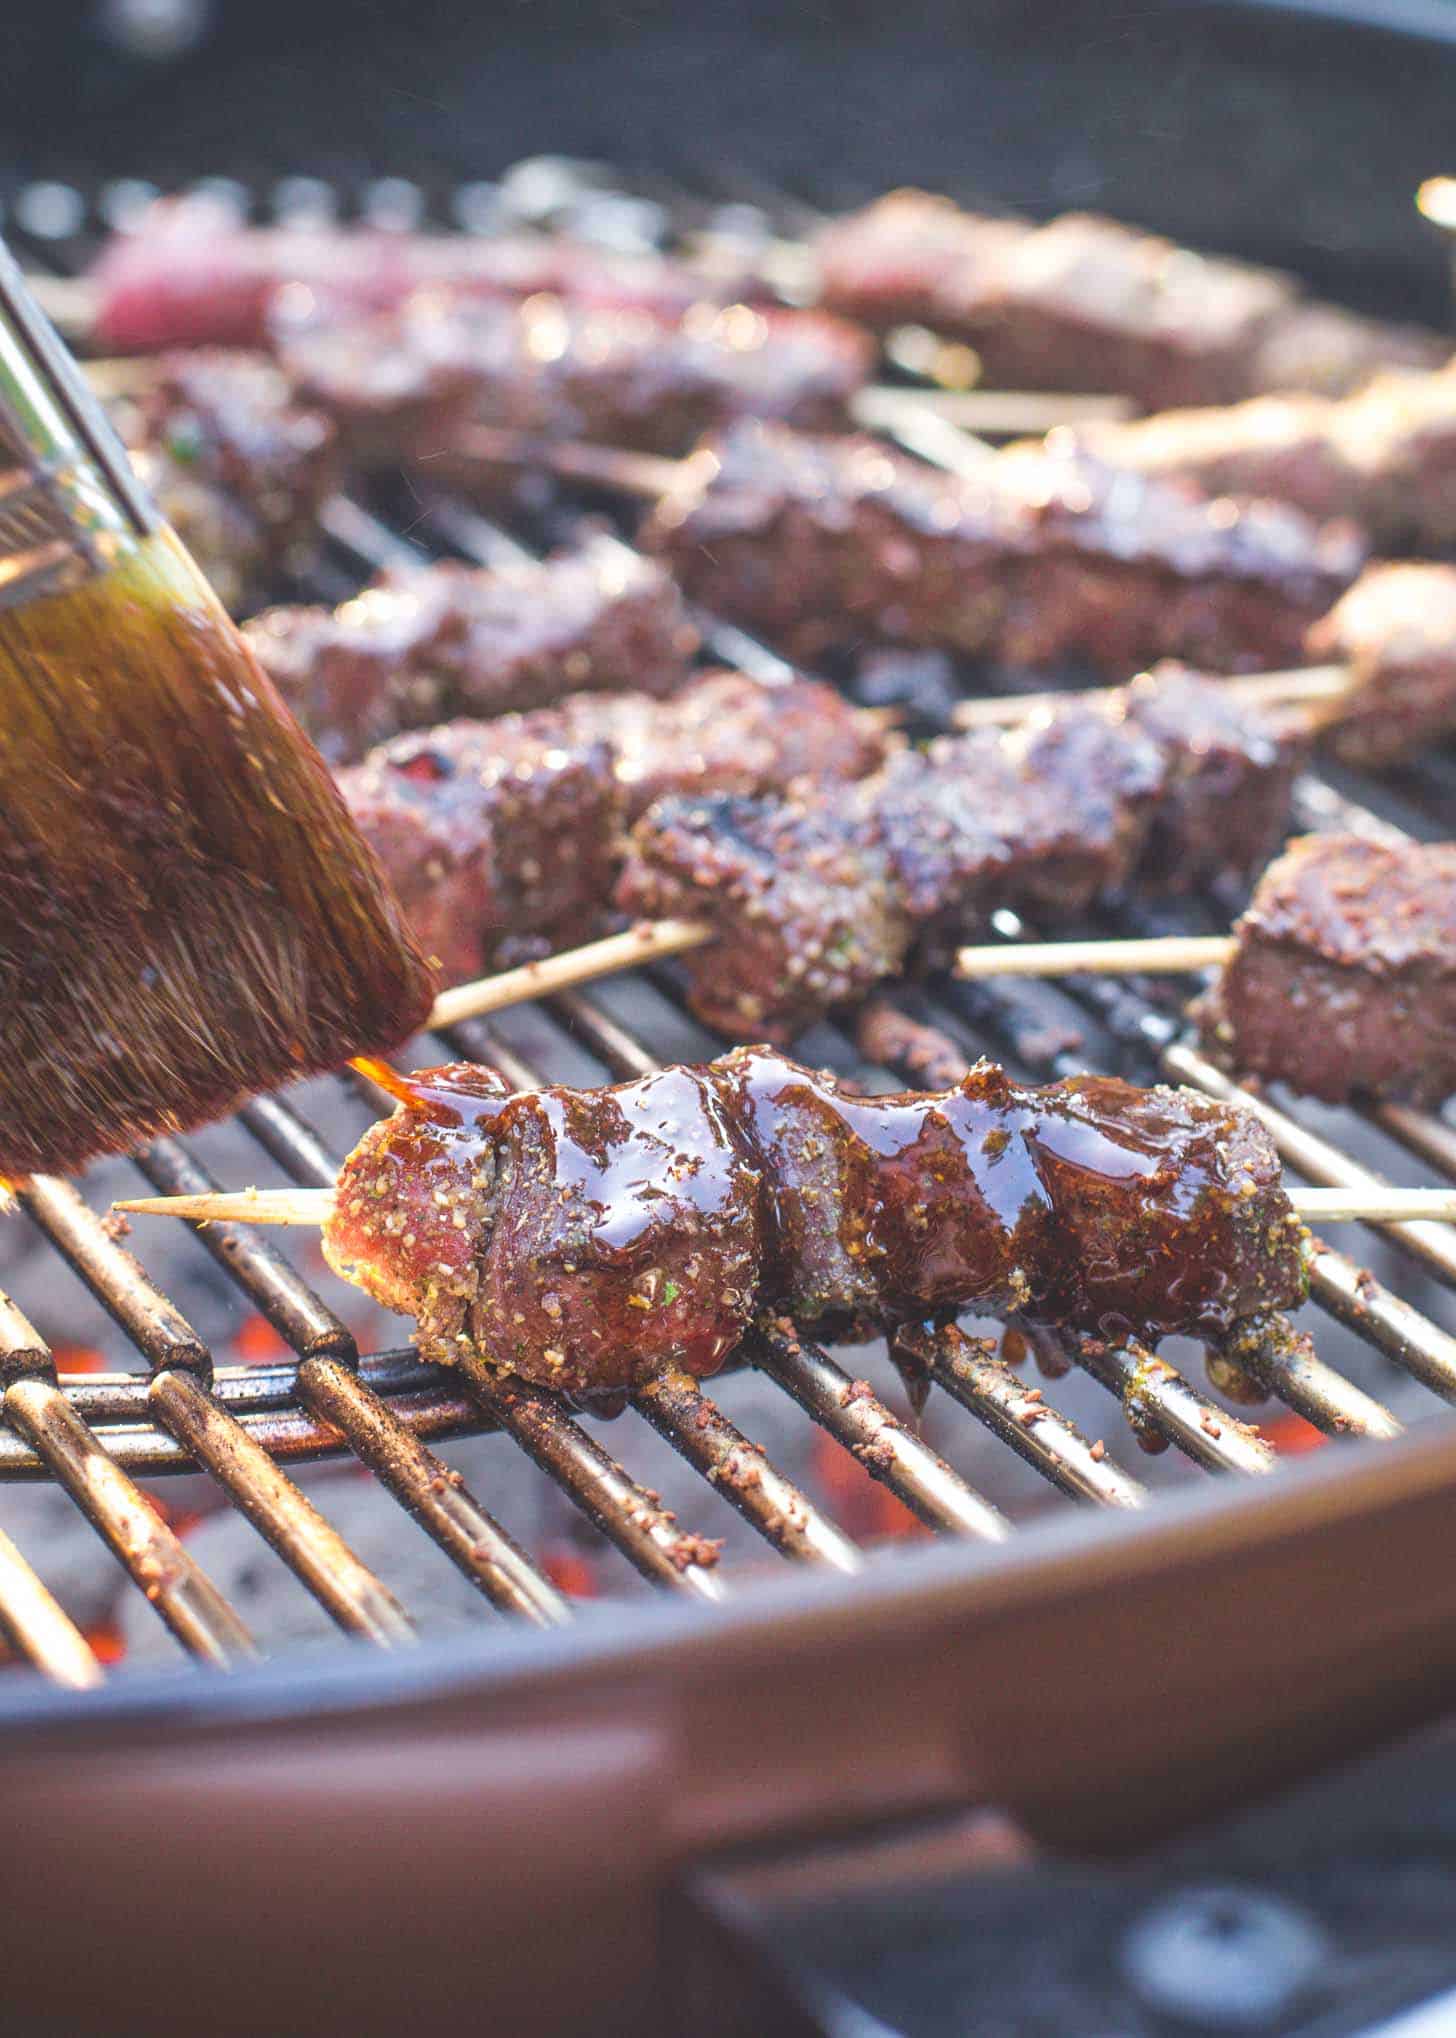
[0, 241, 434, 1179]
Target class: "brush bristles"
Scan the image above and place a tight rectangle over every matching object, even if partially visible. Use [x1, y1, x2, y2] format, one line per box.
[0, 530, 433, 1177]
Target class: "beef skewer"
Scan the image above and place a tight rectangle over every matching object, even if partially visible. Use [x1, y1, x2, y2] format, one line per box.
[244, 534, 702, 764]
[54, 192, 1443, 415]
[270, 291, 879, 467]
[57, 197, 720, 350]
[1044, 366, 1456, 553]
[947, 561, 1456, 776]
[333, 666, 1297, 1035]
[951, 834, 1456, 1110]
[464, 418, 1365, 675]
[106, 350, 340, 612]
[119, 1049, 1456, 1400]
[807, 190, 1446, 408]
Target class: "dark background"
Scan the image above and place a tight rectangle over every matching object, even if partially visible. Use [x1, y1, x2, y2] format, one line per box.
[4, 0, 1456, 315]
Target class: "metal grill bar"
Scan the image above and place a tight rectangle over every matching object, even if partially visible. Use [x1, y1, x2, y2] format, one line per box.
[0, 1518, 101, 1687]
[895, 1323, 1147, 1507]
[18, 1176, 413, 1645]
[0, 1283, 256, 1665]
[134, 1139, 567, 1626]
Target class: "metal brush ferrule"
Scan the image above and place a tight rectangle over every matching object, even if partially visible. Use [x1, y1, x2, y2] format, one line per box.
[0, 237, 157, 611]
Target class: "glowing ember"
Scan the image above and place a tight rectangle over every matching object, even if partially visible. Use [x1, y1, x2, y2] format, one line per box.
[233, 1313, 289, 1363]
[540, 1545, 600, 1598]
[84, 1619, 126, 1666]
[1260, 1412, 1328, 1455]
[811, 1430, 928, 1544]
[52, 1344, 106, 1375]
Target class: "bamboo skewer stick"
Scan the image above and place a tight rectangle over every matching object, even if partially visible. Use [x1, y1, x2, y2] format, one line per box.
[425, 919, 710, 1029]
[950, 663, 1352, 730]
[78, 351, 1130, 438]
[954, 933, 1234, 979]
[413, 922, 1230, 1043]
[113, 1182, 1456, 1228]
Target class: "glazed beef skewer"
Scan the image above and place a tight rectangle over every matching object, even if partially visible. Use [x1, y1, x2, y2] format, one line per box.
[811, 190, 1445, 407]
[124, 1049, 1309, 1399]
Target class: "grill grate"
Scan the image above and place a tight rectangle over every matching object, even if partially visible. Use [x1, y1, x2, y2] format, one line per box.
[1, 164, 1454, 1687]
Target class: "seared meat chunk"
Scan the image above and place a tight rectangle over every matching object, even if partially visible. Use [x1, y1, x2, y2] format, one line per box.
[558, 669, 889, 817]
[616, 791, 912, 1041]
[1305, 562, 1456, 769]
[245, 537, 698, 765]
[1121, 664, 1305, 892]
[339, 716, 623, 984]
[115, 350, 337, 611]
[968, 211, 1296, 412]
[873, 700, 1166, 939]
[1195, 834, 1456, 1104]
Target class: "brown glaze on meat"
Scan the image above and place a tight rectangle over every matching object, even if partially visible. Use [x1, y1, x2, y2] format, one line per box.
[1304, 562, 1456, 769]
[323, 1049, 1308, 1395]
[114, 350, 338, 612]
[812, 191, 1441, 407]
[245, 537, 699, 765]
[1196, 834, 1456, 1105]
[642, 422, 1364, 674]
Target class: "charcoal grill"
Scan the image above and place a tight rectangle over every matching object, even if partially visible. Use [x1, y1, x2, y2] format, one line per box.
[8, 5, 1456, 2031]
